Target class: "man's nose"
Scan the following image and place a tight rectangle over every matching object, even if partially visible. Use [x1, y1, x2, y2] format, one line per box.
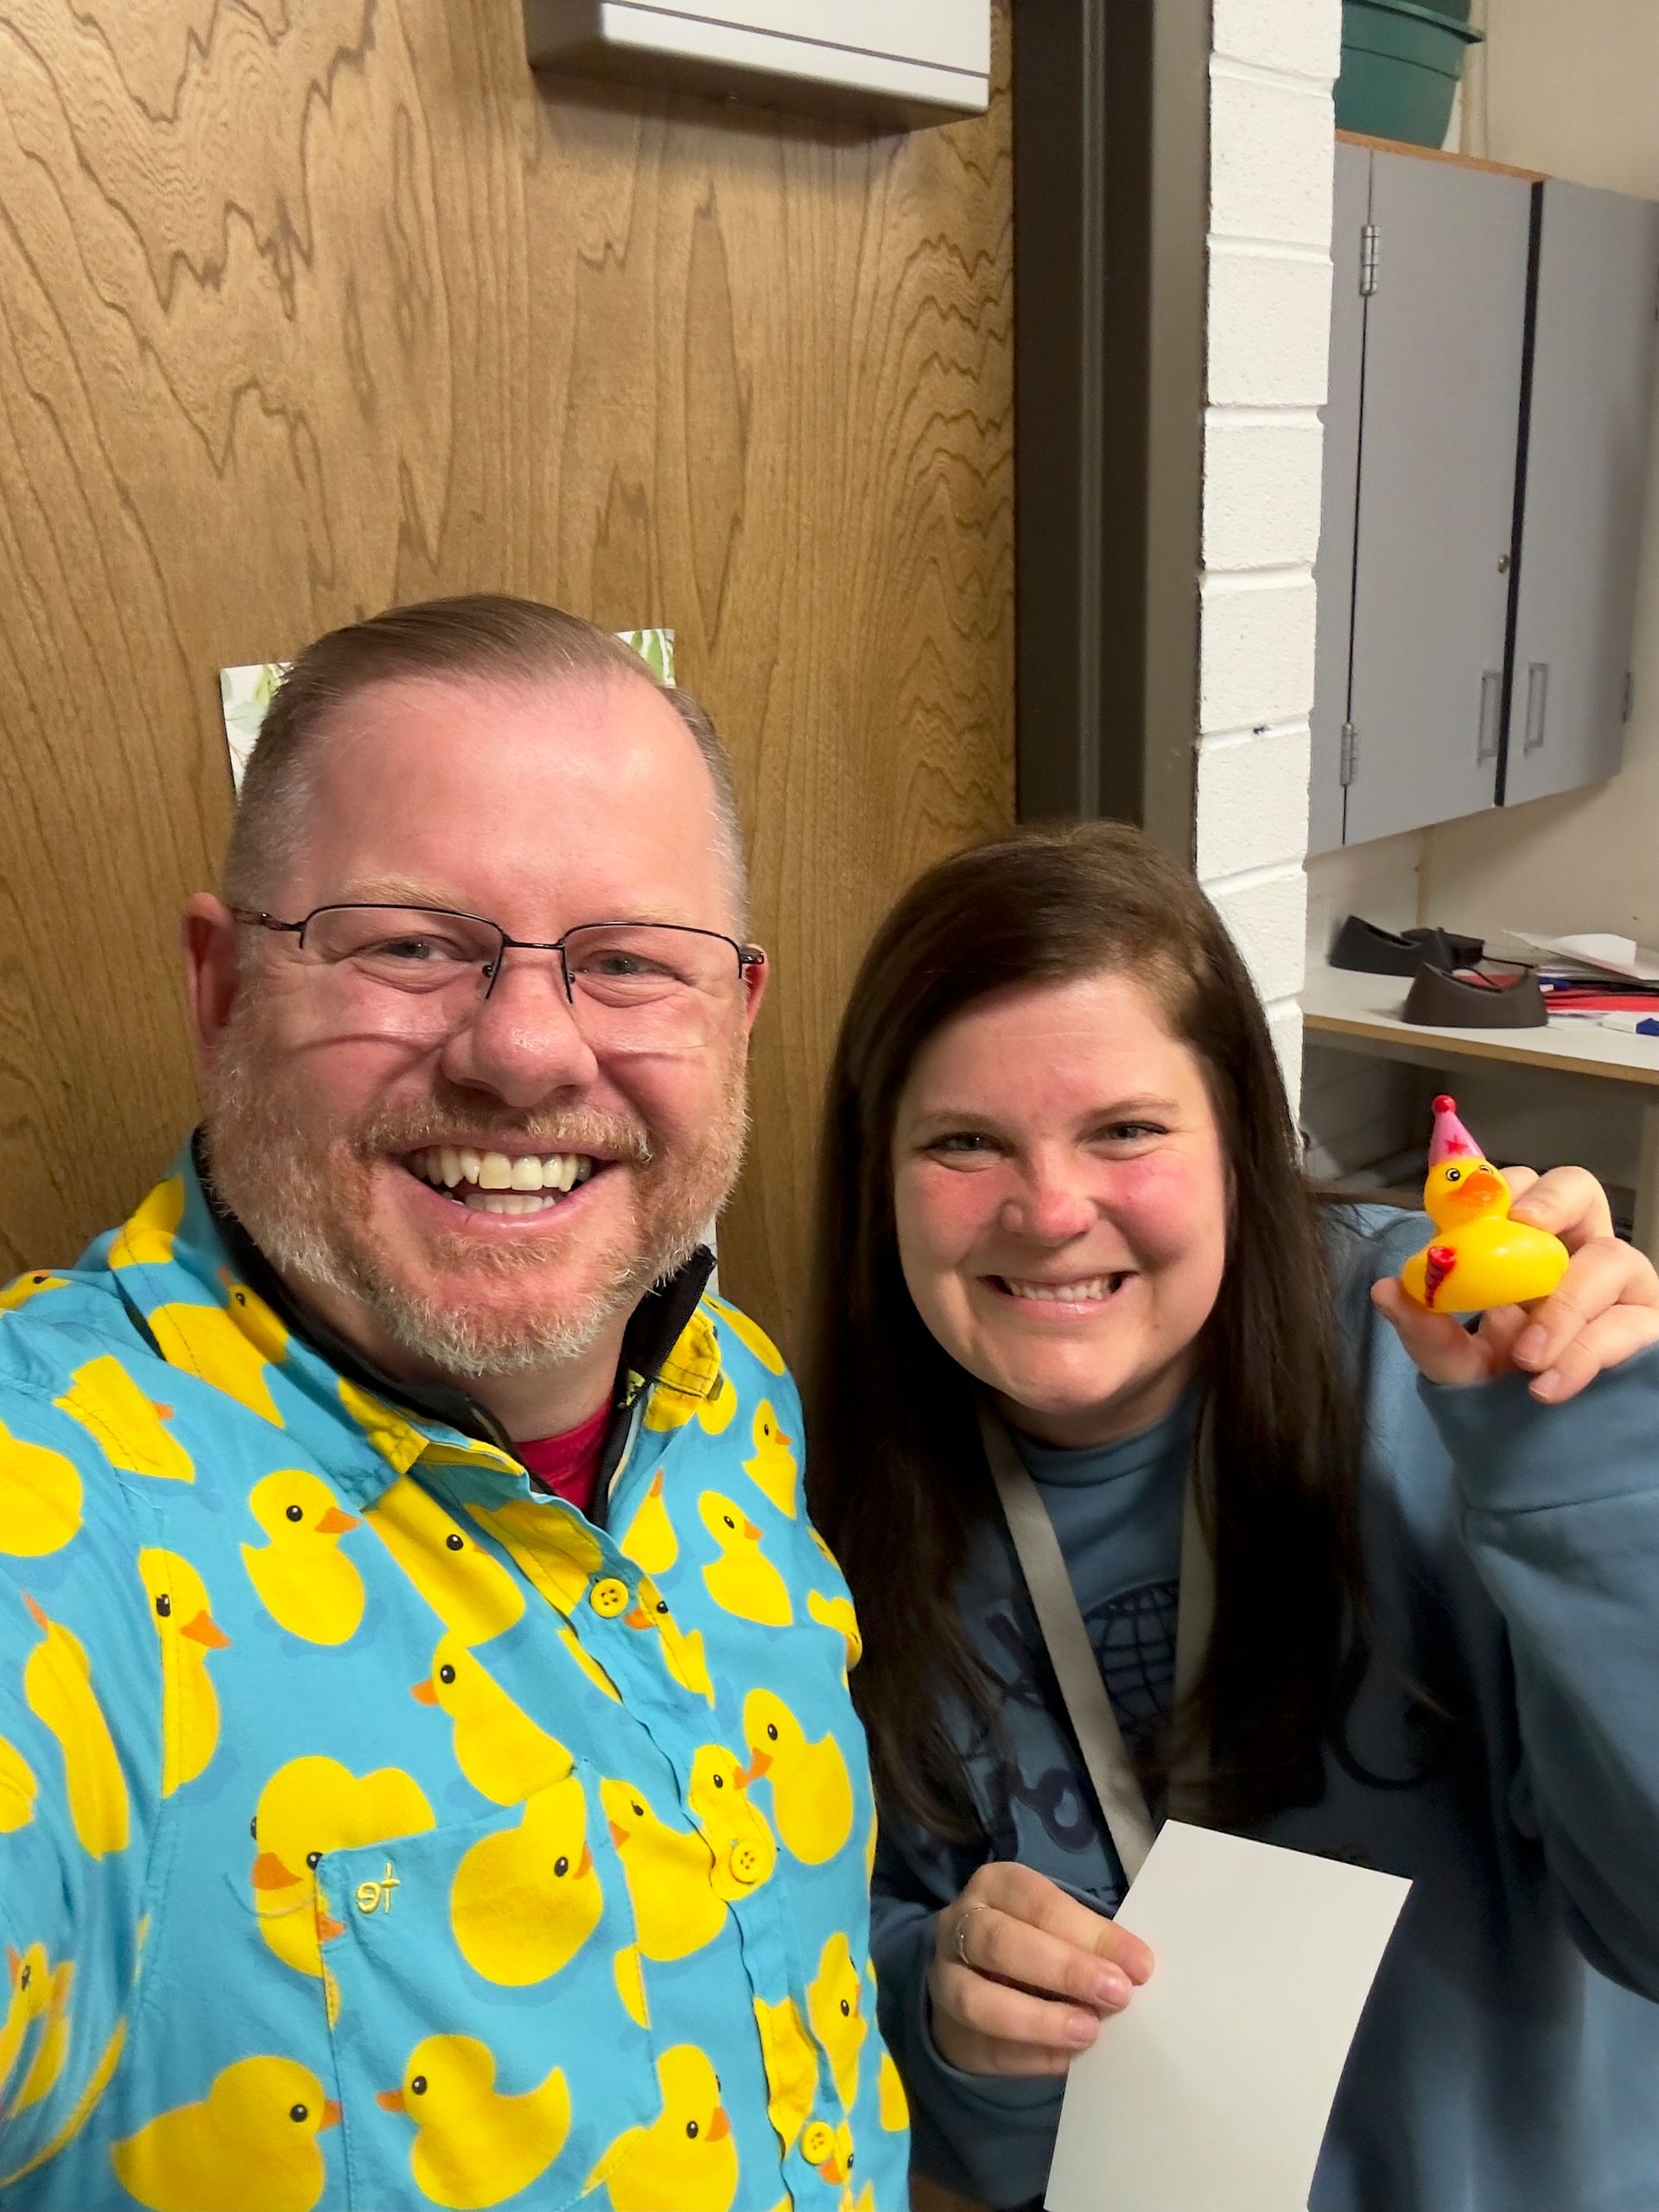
[437, 953, 600, 1104]
[998, 1161, 1098, 1243]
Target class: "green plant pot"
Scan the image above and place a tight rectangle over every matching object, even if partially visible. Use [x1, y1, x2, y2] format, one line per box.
[1337, 0, 1484, 148]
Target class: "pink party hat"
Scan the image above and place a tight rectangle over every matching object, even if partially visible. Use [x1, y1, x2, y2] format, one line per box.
[1428, 1093, 1480, 1165]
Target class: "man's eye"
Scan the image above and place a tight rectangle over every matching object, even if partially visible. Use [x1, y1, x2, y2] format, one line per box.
[373, 936, 461, 964]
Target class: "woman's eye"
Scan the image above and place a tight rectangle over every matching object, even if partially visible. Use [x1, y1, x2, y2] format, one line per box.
[1096, 1121, 1166, 1145]
[925, 1131, 996, 1158]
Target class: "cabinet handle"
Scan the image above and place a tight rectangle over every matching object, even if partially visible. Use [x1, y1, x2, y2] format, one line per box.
[1478, 670, 1502, 764]
[1523, 661, 1549, 755]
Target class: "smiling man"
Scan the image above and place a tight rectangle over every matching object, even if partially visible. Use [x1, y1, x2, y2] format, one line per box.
[0, 597, 903, 2212]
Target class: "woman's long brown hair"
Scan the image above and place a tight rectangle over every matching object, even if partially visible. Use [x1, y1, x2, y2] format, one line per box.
[804, 822, 1367, 1837]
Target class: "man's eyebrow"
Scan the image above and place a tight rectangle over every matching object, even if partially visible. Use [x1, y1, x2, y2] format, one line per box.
[330, 878, 463, 910]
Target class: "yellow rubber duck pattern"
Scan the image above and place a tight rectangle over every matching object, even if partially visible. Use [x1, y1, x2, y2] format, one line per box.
[0, 1154, 900, 2208]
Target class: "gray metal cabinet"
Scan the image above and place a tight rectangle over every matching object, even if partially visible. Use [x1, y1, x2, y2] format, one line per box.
[1308, 143, 1369, 855]
[1345, 149, 1533, 844]
[1311, 143, 1659, 849]
[1503, 180, 1659, 806]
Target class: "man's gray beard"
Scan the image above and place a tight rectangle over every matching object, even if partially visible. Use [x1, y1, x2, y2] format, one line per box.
[202, 991, 749, 1379]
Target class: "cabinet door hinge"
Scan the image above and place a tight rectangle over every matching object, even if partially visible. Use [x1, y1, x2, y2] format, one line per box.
[1359, 223, 1379, 297]
[1339, 721, 1359, 785]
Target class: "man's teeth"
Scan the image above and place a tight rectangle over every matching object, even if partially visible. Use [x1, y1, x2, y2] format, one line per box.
[1003, 1274, 1126, 1302]
[406, 1149, 598, 1205]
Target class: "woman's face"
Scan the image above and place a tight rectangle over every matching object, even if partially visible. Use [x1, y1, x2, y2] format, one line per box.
[891, 969, 1229, 1448]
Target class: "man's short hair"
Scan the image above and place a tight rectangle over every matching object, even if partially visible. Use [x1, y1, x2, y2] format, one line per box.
[224, 594, 748, 925]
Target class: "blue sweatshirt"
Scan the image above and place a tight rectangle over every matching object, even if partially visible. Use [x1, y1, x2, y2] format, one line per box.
[871, 1205, 1659, 2212]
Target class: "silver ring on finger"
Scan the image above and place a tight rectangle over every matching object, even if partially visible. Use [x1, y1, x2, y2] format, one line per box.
[954, 1900, 994, 1966]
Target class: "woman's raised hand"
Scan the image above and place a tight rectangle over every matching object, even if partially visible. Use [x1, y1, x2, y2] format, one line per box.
[927, 1859, 1154, 2077]
[1373, 1164, 1659, 1402]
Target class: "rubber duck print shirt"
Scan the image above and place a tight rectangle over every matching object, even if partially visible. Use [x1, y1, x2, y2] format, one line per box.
[0, 1158, 903, 2212]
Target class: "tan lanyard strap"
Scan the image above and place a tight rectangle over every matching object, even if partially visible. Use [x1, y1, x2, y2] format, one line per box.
[978, 1401, 1213, 1884]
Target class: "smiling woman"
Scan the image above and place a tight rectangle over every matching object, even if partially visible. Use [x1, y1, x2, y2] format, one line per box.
[805, 819, 1659, 2212]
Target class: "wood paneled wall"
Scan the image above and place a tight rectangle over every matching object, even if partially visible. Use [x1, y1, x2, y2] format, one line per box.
[0, 1, 1014, 1350]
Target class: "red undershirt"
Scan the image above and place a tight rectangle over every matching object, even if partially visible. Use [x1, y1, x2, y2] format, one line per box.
[515, 1400, 612, 1519]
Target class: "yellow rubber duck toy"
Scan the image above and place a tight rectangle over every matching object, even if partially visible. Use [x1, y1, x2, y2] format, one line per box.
[588, 2044, 738, 2212]
[689, 1743, 778, 1900]
[22, 1592, 128, 1859]
[110, 2054, 340, 2212]
[742, 1690, 853, 1866]
[450, 1773, 603, 1985]
[0, 1418, 82, 1558]
[619, 1468, 678, 1575]
[241, 1470, 364, 1645]
[0, 1731, 37, 1833]
[1401, 1096, 1571, 1314]
[376, 2035, 570, 2211]
[645, 1311, 738, 1435]
[411, 1634, 573, 1804]
[148, 1274, 289, 1426]
[363, 1474, 524, 1647]
[251, 1754, 435, 2010]
[599, 1777, 726, 1961]
[742, 1400, 799, 1518]
[807, 1933, 868, 2110]
[138, 1550, 232, 1796]
[697, 1492, 793, 1626]
[753, 1993, 818, 2155]
[54, 1354, 195, 1483]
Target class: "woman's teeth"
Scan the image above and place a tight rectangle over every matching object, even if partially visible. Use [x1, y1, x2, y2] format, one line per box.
[1001, 1274, 1126, 1302]
[405, 1148, 598, 1214]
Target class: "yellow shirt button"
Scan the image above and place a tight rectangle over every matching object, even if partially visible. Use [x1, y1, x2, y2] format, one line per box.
[589, 1576, 630, 1618]
[727, 1840, 764, 1886]
[800, 2121, 836, 2164]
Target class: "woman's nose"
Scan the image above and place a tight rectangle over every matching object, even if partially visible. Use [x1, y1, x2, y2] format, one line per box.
[998, 1166, 1099, 1243]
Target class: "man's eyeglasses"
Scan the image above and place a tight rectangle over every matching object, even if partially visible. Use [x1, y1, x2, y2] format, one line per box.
[231, 905, 762, 1054]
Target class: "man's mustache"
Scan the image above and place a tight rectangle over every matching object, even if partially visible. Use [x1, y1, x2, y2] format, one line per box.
[348, 1102, 655, 1167]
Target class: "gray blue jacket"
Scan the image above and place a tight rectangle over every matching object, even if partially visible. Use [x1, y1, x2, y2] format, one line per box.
[872, 1206, 1659, 2212]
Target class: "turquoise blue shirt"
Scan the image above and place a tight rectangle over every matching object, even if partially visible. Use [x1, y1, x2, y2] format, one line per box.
[0, 1156, 907, 2211]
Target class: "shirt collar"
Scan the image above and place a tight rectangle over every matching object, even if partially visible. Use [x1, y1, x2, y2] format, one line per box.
[98, 1135, 717, 1509]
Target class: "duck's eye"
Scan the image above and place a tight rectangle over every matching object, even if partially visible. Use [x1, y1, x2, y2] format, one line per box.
[154, 1593, 172, 1618]
[285, 1503, 304, 1522]
[234, 1291, 247, 1307]
[655, 1600, 668, 1616]
[19, 1964, 30, 1990]
[684, 2120, 699, 2140]
[1446, 1167, 1462, 1183]
[631, 1801, 644, 1818]
[410, 2076, 428, 2098]
[439, 1664, 456, 1685]
[445, 1533, 464, 1552]
[766, 1723, 778, 1741]
[722, 1516, 735, 1530]
[712, 1773, 725, 1789]
[840, 1998, 850, 2017]
[289, 2103, 308, 2123]
[249, 1815, 259, 1840]
[554, 1854, 569, 1878]
[306, 1850, 322, 1870]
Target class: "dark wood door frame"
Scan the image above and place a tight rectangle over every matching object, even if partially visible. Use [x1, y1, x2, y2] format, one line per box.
[1013, 0, 1211, 861]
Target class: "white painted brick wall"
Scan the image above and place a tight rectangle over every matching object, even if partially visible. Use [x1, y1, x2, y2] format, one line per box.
[1198, 0, 1341, 1116]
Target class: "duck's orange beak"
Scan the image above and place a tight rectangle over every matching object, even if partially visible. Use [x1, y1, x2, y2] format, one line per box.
[577, 1844, 594, 1878]
[608, 1818, 628, 1848]
[709, 2105, 732, 2142]
[321, 2100, 342, 2131]
[1463, 1165, 1507, 1205]
[180, 1611, 232, 1649]
[742, 1518, 761, 1541]
[251, 1850, 298, 1891]
[624, 1605, 650, 1629]
[736, 1751, 768, 1784]
[410, 1679, 437, 1706]
[316, 1507, 359, 1535]
[318, 1910, 346, 1942]
[375, 2088, 405, 2114]
[21, 1592, 48, 1632]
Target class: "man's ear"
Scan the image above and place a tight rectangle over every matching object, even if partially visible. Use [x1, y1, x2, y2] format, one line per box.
[181, 895, 243, 1065]
[741, 947, 769, 1037]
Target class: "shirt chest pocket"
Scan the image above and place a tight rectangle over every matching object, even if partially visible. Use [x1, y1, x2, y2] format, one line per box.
[318, 1762, 660, 2210]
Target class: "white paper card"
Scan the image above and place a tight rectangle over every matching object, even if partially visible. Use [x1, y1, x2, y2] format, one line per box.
[1046, 1822, 1408, 2212]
